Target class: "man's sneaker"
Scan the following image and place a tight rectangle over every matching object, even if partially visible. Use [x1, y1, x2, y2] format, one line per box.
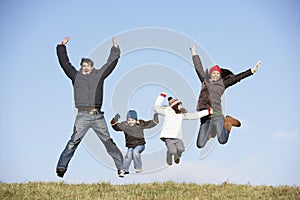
[135, 169, 143, 173]
[118, 170, 125, 178]
[56, 168, 66, 178]
[174, 155, 180, 164]
[166, 152, 172, 166]
[124, 171, 129, 175]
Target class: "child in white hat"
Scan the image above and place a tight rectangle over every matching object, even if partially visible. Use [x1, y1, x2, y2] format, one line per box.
[153, 93, 213, 165]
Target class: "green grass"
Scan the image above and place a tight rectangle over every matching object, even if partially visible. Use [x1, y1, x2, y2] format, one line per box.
[0, 181, 299, 200]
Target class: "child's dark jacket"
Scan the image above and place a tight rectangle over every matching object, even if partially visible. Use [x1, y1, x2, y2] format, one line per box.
[111, 119, 157, 148]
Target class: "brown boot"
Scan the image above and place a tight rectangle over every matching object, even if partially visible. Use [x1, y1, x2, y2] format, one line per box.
[224, 116, 241, 133]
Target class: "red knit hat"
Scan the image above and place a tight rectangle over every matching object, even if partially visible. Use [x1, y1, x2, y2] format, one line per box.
[209, 65, 221, 74]
[168, 97, 181, 108]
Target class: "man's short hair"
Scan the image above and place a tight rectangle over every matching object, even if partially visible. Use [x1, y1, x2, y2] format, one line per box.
[80, 57, 94, 67]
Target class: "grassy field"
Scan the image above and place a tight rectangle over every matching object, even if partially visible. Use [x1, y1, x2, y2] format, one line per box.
[0, 181, 299, 200]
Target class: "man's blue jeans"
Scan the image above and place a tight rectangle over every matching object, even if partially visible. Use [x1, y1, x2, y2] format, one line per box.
[56, 112, 123, 172]
[123, 144, 145, 172]
[196, 116, 229, 148]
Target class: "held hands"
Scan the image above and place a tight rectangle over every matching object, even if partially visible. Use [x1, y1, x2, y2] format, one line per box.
[251, 60, 262, 74]
[190, 44, 196, 56]
[60, 36, 70, 45]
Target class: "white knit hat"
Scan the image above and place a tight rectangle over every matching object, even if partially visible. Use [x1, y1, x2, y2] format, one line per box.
[168, 97, 181, 108]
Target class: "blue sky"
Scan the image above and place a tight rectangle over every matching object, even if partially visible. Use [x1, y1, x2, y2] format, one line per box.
[1, 0, 299, 186]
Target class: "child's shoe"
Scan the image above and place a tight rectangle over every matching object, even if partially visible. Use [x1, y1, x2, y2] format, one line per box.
[166, 152, 172, 165]
[174, 155, 180, 164]
[118, 170, 125, 178]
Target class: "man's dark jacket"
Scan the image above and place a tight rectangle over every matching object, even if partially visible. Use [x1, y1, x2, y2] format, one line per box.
[56, 45, 120, 110]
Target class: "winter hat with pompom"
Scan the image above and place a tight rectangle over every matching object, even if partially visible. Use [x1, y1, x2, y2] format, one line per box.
[168, 97, 181, 108]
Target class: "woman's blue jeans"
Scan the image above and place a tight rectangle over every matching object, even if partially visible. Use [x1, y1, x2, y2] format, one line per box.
[196, 116, 229, 148]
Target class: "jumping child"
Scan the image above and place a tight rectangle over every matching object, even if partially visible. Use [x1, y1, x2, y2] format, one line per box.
[153, 93, 213, 165]
[111, 110, 159, 175]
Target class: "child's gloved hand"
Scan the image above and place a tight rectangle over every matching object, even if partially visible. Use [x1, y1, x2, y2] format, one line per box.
[114, 113, 121, 122]
[153, 113, 159, 123]
[160, 92, 167, 97]
[190, 44, 196, 56]
[251, 60, 262, 74]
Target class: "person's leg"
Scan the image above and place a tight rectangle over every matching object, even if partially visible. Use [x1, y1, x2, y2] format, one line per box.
[174, 139, 185, 164]
[196, 119, 212, 148]
[123, 148, 133, 173]
[91, 113, 124, 173]
[56, 112, 90, 177]
[164, 139, 177, 165]
[215, 116, 229, 144]
[132, 144, 145, 172]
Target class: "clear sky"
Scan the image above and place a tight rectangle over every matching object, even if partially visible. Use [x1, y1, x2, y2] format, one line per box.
[0, 0, 299, 186]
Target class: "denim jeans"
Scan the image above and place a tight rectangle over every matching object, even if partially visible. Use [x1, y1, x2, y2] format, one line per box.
[196, 116, 229, 148]
[123, 144, 145, 172]
[56, 112, 123, 171]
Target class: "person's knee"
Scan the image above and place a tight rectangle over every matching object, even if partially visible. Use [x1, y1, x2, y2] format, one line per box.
[132, 150, 140, 158]
[218, 138, 228, 145]
[177, 148, 185, 156]
[125, 152, 133, 159]
[105, 138, 114, 144]
[168, 148, 177, 155]
[103, 138, 116, 149]
[196, 140, 206, 148]
[68, 138, 81, 149]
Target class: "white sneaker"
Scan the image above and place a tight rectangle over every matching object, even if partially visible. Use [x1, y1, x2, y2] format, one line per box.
[135, 169, 143, 173]
[118, 170, 125, 178]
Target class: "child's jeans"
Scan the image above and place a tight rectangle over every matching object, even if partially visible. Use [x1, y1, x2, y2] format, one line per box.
[123, 144, 145, 172]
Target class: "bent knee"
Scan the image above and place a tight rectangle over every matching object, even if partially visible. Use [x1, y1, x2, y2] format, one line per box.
[168, 149, 177, 155]
[196, 141, 206, 148]
[218, 138, 228, 145]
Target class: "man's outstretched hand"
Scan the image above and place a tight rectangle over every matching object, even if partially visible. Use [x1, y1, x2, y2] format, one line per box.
[112, 36, 118, 48]
[60, 36, 70, 45]
[251, 60, 262, 74]
[190, 44, 196, 56]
